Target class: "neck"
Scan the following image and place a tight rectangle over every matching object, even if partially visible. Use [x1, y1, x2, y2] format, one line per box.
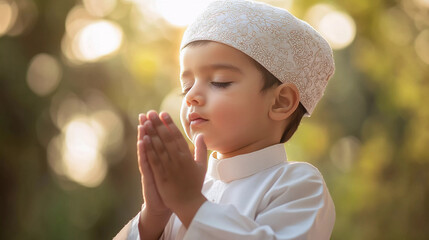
[215, 139, 282, 160]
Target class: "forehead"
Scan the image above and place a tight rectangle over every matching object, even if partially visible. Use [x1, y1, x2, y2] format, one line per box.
[180, 41, 258, 75]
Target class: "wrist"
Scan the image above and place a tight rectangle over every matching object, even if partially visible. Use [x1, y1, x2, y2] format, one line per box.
[173, 195, 207, 228]
[141, 204, 172, 218]
[140, 204, 172, 224]
[139, 206, 172, 239]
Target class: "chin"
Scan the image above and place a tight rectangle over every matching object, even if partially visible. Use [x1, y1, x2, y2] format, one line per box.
[191, 133, 214, 150]
[204, 140, 226, 153]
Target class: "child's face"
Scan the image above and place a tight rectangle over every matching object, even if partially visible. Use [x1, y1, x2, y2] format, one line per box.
[179, 42, 276, 157]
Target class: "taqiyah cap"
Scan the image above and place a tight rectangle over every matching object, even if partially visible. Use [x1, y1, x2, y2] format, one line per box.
[180, 0, 335, 116]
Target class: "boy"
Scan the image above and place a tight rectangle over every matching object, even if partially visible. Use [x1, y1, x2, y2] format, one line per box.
[115, 0, 335, 239]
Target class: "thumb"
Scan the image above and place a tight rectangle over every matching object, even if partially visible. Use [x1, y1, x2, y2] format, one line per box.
[194, 134, 207, 170]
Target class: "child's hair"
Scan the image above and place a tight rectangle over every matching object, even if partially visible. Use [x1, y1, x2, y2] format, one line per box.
[185, 40, 306, 143]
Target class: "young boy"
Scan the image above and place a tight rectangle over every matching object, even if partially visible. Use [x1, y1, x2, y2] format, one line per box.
[115, 0, 335, 239]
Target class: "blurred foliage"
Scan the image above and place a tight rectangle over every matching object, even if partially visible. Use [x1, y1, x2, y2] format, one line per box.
[1, 0, 428, 239]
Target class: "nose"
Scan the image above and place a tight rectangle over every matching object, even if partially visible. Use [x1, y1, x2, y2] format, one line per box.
[185, 84, 205, 107]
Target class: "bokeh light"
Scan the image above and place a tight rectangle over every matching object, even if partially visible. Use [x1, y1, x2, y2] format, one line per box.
[47, 91, 124, 188]
[6, 0, 37, 37]
[51, 94, 87, 129]
[47, 116, 108, 188]
[305, 4, 334, 27]
[74, 20, 124, 62]
[65, 5, 94, 37]
[154, 0, 214, 27]
[26, 53, 62, 96]
[306, 4, 356, 50]
[63, 117, 107, 187]
[414, 0, 429, 9]
[83, 0, 117, 17]
[48, 110, 123, 188]
[319, 11, 356, 50]
[62, 5, 124, 64]
[0, 0, 18, 36]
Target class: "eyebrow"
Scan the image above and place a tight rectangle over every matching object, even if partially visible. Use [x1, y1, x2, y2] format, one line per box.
[180, 63, 243, 79]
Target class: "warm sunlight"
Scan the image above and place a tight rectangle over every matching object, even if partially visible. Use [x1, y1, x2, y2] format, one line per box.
[74, 20, 124, 62]
[154, 0, 214, 27]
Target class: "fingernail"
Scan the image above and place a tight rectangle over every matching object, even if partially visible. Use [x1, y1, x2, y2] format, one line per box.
[149, 113, 157, 120]
[163, 113, 170, 120]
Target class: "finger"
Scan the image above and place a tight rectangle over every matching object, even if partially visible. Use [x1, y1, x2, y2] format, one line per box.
[138, 140, 164, 207]
[159, 112, 191, 154]
[137, 138, 144, 174]
[138, 140, 156, 189]
[143, 135, 165, 177]
[138, 114, 147, 141]
[137, 125, 146, 174]
[143, 120, 171, 167]
[138, 125, 145, 142]
[139, 113, 147, 125]
[194, 134, 208, 171]
[147, 111, 180, 154]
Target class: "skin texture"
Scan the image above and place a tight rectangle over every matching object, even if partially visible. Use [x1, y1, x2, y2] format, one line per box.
[137, 42, 300, 239]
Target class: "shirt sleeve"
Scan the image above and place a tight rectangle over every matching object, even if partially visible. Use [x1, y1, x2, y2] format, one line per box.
[125, 212, 141, 240]
[183, 164, 335, 240]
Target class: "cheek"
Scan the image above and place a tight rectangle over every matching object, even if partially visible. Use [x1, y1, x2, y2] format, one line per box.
[180, 101, 191, 140]
[212, 99, 248, 127]
[213, 97, 266, 130]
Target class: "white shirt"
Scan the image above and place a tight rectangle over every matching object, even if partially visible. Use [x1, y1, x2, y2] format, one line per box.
[126, 143, 335, 240]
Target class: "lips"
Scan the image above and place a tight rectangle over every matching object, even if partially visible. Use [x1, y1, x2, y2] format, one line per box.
[188, 112, 208, 126]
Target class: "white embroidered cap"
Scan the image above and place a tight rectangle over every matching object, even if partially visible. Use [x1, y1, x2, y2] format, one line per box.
[180, 0, 335, 116]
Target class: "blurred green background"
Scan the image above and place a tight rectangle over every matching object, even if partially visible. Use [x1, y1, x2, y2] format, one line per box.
[1, 0, 428, 239]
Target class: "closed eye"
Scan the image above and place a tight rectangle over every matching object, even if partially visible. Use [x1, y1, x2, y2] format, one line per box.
[211, 82, 232, 88]
[180, 82, 232, 96]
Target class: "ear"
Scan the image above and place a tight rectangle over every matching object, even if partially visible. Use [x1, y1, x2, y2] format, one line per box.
[268, 83, 300, 121]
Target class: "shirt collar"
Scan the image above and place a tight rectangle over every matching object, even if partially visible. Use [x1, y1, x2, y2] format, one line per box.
[207, 143, 287, 183]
